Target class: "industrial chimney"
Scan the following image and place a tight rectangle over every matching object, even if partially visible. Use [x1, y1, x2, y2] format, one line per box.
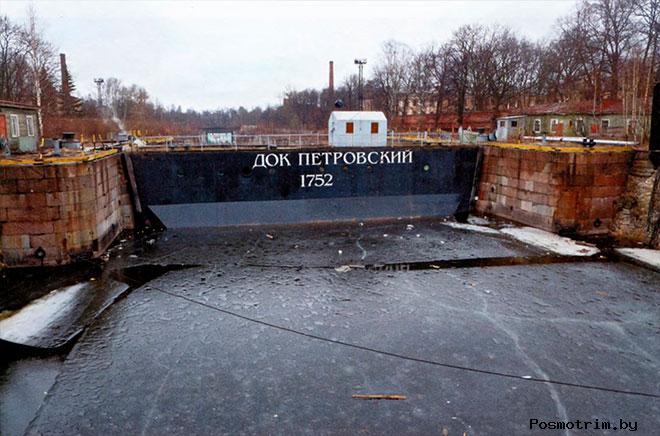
[60, 53, 69, 97]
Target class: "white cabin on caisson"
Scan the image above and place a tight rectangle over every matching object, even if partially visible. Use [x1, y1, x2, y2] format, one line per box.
[328, 111, 387, 147]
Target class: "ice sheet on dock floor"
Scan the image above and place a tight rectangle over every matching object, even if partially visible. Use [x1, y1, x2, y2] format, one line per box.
[24, 222, 660, 435]
[108, 219, 539, 269]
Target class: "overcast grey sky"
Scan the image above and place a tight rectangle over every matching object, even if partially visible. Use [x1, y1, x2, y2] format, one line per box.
[1, 1, 577, 111]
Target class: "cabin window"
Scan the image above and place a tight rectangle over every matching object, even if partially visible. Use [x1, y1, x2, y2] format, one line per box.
[533, 119, 541, 133]
[510, 120, 518, 127]
[26, 115, 35, 137]
[345, 122, 354, 134]
[9, 114, 19, 137]
[601, 119, 610, 130]
[371, 122, 379, 134]
[499, 120, 505, 127]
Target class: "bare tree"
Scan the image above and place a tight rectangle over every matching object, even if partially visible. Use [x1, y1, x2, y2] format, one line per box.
[447, 25, 484, 126]
[557, 3, 607, 104]
[21, 6, 56, 135]
[0, 15, 30, 101]
[481, 27, 535, 114]
[426, 43, 453, 128]
[593, 0, 640, 95]
[372, 40, 412, 120]
[405, 48, 435, 117]
[637, 0, 660, 118]
[338, 74, 359, 110]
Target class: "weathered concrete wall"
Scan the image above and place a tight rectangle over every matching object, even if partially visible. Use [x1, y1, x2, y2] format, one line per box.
[0, 153, 134, 267]
[612, 152, 660, 249]
[476, 144, 633, 237]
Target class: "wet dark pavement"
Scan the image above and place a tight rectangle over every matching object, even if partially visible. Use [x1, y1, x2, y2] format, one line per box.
[2, 220, 659, 435]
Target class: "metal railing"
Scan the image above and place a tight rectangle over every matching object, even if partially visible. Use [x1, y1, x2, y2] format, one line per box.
[134, 130, 485, 151]
[137, 133, 327, 150]
[234, 133, 327, 148]
[388, 130, 484, 145]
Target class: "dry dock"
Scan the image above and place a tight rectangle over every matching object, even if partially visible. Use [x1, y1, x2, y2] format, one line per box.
[1, 220, 658, 435]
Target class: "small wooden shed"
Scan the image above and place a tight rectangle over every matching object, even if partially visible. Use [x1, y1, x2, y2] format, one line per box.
[0, 100, 40, 153]
[328, 111, 387, 147]
[495, 115, 526, 141]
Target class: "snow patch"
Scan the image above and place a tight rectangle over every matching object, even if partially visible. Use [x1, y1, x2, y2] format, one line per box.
[0, 283, 86, 344]
[615, 248, 660, 271]
[441, 221, 501, 235]
[467, 216, 491, 226]
[500, 227, 599, 256]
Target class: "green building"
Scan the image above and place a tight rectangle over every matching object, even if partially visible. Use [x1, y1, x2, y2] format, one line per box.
[496, 100, 648, 142]
[0, 100, 40, 153]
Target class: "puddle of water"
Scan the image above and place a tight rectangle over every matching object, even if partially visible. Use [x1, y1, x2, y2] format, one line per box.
[364, 253, 611, 271]
[249, 253, 612, 272]
[110, 263, 196, 288]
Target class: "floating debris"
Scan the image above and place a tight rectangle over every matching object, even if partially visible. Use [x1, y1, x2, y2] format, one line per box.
[352, 394, 407, 401]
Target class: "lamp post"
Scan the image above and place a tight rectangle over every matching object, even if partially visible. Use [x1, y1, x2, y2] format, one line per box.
[94, 78, 104, 106]
[354, 59, 367, 111]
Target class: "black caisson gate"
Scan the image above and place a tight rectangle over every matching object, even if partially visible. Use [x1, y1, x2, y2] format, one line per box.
[129, 146, 479, 228]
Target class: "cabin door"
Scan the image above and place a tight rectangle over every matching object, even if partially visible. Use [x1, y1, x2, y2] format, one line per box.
[556, 122, 564, 136]
[0, 115, 6, 139]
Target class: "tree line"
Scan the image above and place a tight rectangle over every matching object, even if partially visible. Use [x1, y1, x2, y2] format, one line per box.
[0, 0, 658, 137]
[371, 0, 658, 128]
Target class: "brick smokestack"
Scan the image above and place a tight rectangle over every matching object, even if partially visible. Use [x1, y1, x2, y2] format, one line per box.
[329, 61, 334, 97]
[60, 53, 69, 95]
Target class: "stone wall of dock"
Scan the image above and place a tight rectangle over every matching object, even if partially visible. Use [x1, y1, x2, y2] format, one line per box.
[475, 144, 635, 238]
[612, 152, 660, 248]
[0, 152, 134, 267]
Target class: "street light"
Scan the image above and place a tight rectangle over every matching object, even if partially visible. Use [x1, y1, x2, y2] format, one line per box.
[354, 59, 367, 111]
[94, 78, 104, 106]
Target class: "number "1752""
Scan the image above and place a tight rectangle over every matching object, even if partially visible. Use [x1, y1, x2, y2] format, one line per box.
[300, 173, 334, 188]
